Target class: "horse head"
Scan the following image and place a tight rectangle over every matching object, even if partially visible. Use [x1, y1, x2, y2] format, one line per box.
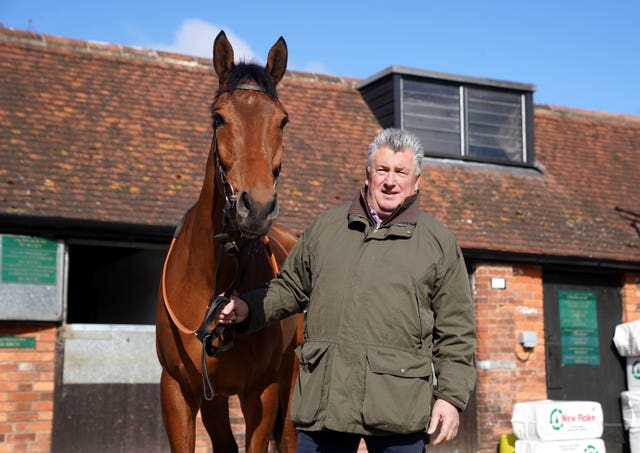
[210, 31, 288, 238]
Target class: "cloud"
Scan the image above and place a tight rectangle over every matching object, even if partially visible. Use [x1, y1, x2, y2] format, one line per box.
[151, 19, 257, 62]
[148, 19, 335, 77]
[301, 61, 331, 75]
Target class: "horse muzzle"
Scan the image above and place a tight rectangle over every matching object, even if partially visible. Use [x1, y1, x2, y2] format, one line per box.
[235, 191, 279, 237]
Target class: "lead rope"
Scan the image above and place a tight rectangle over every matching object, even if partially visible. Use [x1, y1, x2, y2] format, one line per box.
[199, 233, 284, 400]
[198, 234, 247, 401]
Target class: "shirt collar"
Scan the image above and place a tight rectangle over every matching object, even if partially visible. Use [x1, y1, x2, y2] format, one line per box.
[349, 186, 420, 227]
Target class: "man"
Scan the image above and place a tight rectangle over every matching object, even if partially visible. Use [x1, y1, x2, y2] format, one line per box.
[220, 128, 476, 452]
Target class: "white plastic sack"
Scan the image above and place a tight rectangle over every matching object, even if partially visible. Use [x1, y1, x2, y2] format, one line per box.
[614, 321, 640, 357]
[622, 391, 640, 430]
[515, 438, 605, 453]
[630, 427, 640, 453]
[511, 400, 603, 441]
[627, 358, 640, 390]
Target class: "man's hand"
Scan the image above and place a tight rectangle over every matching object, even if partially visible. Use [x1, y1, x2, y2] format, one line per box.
[427, 399, 460, 445]
[218, 294, 250, 324]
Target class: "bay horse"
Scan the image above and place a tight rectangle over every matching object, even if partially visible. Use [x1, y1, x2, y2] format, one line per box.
[156, 31, 299, 452]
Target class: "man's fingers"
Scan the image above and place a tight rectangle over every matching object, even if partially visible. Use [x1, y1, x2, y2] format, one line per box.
[217, 298, 235, 323]
[428, 399, 460, 446]
[217, 295, 249, 324]
[429, 418, 446, 445]
[430, 420, 457, 445]
[427, 416, 439, 435]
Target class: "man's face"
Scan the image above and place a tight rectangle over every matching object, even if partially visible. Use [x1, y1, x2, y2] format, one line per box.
[365, 146, 421, 220]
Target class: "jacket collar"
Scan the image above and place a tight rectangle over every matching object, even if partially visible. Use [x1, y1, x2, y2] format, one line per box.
[348, 186, 420, 227]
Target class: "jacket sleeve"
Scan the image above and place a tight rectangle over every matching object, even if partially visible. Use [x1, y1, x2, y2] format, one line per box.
[240, 227, 312, 333]
[430, 232, 477, 411]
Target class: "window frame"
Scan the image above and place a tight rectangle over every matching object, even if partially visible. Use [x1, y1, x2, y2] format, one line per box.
[357, 66, 536, 169]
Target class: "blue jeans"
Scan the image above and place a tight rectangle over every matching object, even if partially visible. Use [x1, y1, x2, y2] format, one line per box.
[297, 429, 426, 453]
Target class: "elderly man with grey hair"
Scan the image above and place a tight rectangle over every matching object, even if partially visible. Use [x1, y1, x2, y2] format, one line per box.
[220, 128, 476, 453]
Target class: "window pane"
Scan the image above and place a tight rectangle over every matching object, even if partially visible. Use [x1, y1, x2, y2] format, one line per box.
[413, 128, 462, 156]
[403, 79, 460, 157]
[467, 88, 523, 162]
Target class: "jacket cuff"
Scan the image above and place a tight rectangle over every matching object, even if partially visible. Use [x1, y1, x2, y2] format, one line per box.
[432, 392, 467, 412]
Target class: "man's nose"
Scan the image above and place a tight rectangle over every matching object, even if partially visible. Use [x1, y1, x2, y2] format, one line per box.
[383, 172, 397, 185]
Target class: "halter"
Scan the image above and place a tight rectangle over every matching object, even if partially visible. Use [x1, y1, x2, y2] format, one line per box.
[211, 82, 280, 239]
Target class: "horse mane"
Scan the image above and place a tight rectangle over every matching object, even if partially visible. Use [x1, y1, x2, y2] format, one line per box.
[215, 62, 279, 100]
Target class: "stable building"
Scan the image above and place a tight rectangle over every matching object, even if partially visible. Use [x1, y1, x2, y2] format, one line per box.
[0, 26, 639, 452]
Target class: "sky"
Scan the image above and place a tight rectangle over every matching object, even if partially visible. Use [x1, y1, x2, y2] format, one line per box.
[1, 0, 639, 115]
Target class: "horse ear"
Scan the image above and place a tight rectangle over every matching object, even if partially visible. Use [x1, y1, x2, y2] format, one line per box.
[213, 30, 234, 80]
[265, 37, 288, 86]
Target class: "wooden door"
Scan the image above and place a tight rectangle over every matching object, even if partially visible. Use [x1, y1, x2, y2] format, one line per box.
[544, 270, 627, 452]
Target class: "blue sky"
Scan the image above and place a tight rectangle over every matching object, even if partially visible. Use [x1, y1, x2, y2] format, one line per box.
[2, 0, 639, 115]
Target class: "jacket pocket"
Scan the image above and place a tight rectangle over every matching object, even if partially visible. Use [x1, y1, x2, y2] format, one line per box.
[362, 345, 432, 433]
[291, 341, 331, 426]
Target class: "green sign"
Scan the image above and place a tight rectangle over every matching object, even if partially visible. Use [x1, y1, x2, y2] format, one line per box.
[1, 235, 57, 285]
[559, 290, 600, 365]
[0, 336, 36, 349]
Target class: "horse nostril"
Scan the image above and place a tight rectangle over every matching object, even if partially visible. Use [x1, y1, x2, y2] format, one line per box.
[267, 195, 279, 220]
[239, 191, 252, 214]
[269, 195, 278, 214]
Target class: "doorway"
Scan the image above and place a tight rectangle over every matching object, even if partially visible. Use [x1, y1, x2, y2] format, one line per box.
[51, 242, 170, 452]
[543, 270, 626, 452]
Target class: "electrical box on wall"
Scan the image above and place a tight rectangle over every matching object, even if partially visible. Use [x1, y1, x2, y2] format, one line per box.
[519, 331, 537, 349]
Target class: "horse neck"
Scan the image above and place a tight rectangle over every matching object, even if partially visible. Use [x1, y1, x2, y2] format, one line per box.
[182, 149, 226, 269]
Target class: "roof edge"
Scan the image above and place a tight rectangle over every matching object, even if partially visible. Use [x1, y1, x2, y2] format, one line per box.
[535, 104, 640, 124]
[463, 248, 640, 272]
[0, 25, 212, 69]
[0, 26, 360, 87]
[355, 65, 537, 92]
[0, 214, 174, 244]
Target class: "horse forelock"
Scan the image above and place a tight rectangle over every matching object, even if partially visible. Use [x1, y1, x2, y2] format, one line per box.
[215, 62, 279, 101]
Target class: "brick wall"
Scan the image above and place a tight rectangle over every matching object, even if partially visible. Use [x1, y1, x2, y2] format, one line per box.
[473, 263, 546, 452]
[0, 324, 57, 453]
[622, 272, 640, 322]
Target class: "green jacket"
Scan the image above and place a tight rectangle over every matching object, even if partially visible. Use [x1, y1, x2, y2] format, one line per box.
[243, 190, 476, 435]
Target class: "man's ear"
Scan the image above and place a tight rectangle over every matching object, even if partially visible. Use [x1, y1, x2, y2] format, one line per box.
[414, 173, 422, 191]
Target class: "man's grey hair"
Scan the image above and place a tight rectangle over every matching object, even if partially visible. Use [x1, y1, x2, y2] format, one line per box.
[366, 128, 424, 176]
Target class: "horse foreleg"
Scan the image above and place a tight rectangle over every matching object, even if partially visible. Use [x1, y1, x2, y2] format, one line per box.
[240, 382, 280, 453]
[200, 395, 238, 453]
[160, 369, 198, 453]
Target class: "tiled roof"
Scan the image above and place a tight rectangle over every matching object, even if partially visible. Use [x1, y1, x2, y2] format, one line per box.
[1, 27, 639, 265]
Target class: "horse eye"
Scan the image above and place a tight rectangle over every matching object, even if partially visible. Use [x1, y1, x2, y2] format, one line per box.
[273, 165, 281, 179]
[212, 112, 225, 128]
[279, 116, 289, 130]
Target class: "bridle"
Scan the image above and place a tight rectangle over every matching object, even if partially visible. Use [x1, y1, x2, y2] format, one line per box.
[161, 82, 283, 400]
[211, 83, 281, 235]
